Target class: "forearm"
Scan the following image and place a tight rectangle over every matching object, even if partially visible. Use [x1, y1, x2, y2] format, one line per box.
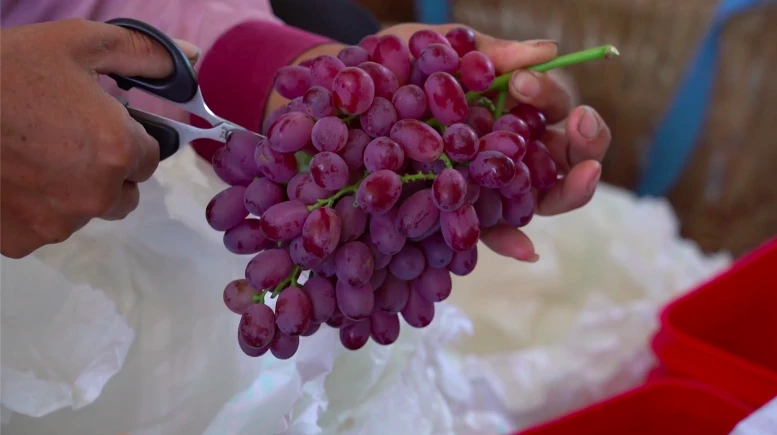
[190, 21, 345, 163]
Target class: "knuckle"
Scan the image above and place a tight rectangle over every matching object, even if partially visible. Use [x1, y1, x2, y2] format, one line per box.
[82, 187, 118, 217]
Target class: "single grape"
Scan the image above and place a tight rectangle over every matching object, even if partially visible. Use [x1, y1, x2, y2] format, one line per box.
[225, 130, 263, 174]
[312, 254, 337, 278]
[212, 147, 256, 187]
[442, 123, 479, 162]
[223, 218, 268, 254]
[340, 128, 371, 171]
[479, 130, 527, 161]
[448, 246, 478, 276]
[362, 235, 392, 269]
[336, 280, 374, 321]
[363, 137, 405, 172]
[268, 112, 314, 153]
[356, 170, 402, 214]
[510, 104, 547, 139]
[309, 151, 350, 190]
[289, 237, 324, 269]
[338, 45, 370, 66]
[492, 114, 531, 142]
[245, 177, 284, 216]
[340, 320, 371, 350]
[370, 311, 400, 345]
[238, 329, 269, 357]
[223, 279, 262, 315]
[260, 200, 309, 241]
[262, 105, 290, 135]
[311, 116, 349, 152]
[239, 303, 276, 348]
[418, 43, 460, 76]
[473, 188, 503, 228]
[270, 327, 300, 359]
[459, 51, 495, 91]
[360, 97, 398, 138]
[275, 286, 314, 336]
[388, 244, 426, 280]
[310, 55, 346, 90]
[274, 65, 312, 99]
[301, 207, 342, 258]
[466, 105, 494, 137]
[245, 248, 293, 289]
[206, 186, 248, 231]
[502, 190, 535, 227]
[335, 241, 374, 287]
[409, 60, 428, 87]
[373, 34, 412, 85]
[395, 189, 440, 238]
[411, 159, 447, 174]
[456, 166, 482, 204]
[389, 119, 444, 163]
[445, 27, 477, 57]
[409, 29, 450, 58]
[420, 233, 454, 268]
[440, 203, 481, 252]
[369, 266, 389, 290]
[358, 34, 379, 56]
[302, 86, 337, 118]
[499, 160, 532, 198]
[401, 286, 435, 328]
[255, 140, 297, 183]
[286, 173, 332, 206]
[432, 168, 468, 212]
[412, 266, 452, 302]
[359, 61, 399, 100]
[392, 84, 427, 120]
[469, 151, 516, 188]
[334, 195, 367, 242]
[332, 67, 375, 115]
[370, 208, 407, 255]
[374, 274, 410, 314]
[524, 140, 558, 190]
[424, 72, 468, 126]
[301, 323, 321, 337]
[326, 304, 353, 328]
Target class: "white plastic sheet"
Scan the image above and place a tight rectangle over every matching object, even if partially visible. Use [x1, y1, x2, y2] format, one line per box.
[1, 146, 732, 435]
[730, 396, 777, 435]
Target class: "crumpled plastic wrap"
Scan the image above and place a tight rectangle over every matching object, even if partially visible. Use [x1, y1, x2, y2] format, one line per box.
[1, 146, 732, 435]
[729, 396, 777, 435]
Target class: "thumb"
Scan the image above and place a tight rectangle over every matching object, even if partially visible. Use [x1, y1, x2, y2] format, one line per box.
[90, 22, 199, 78]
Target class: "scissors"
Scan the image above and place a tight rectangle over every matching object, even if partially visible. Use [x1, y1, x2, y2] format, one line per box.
[106, 18, 265, 160]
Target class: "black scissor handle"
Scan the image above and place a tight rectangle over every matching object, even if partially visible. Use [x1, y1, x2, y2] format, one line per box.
[106, 18, 198, 104]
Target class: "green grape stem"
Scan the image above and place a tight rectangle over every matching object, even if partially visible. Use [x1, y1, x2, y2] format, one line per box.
[465, 45, 619, 103]
[272, 265, 301, 298]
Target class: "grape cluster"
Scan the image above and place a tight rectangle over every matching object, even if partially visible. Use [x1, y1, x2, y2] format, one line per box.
[207, 27, 560, 360]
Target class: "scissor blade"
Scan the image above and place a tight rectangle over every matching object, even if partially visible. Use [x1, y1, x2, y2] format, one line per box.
[126, 106, 228, 145]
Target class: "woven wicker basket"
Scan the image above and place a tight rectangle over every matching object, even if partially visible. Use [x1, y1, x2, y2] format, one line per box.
[452, 0, 777, 256]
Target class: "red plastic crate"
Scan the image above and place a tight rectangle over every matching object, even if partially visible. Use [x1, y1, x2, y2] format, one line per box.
[651, 237, 777, 408]
[515, 381, 751, 435]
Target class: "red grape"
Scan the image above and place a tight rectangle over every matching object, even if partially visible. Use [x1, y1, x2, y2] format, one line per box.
[431, 168, 467, 211]
[502, 190, 535, 227]
[511, 103, 547, 139]
[479, 130, 527, 161]
[275, 286, 313, 336]
[310, 55, 346, 90]
[363, 137, 404, 172]
[424, 72, 468, 126]
[274, 65, 312, 99]
[395, 189, 440, 238]
[412, 266, 452, 303]
[302, 86, 337, 118]
[239, 303, 276, 348]
[359, 61, 399, 100]
[524, 140, 559, 190]
[469, 150, 516, 188]
[459, 51, 495, 91]
[442, 123, 480, 162]
[223, 279, 261, 315]
[360, 97, 398, 138]
[400, 285, 435, 328]
[332, 67, 376, 115]
[356, 169, 402, 214]
[223, 218, 268, 254]
[408, 29, 450, 58]
[338, 45, 370, 67]
[373, 35, 412, 85]
[302, 207, 342, 258]
[389, 119, 444, 163]
[445, 27, 477, 57]
[309, 151, 350, 190]
[370, 311, 400, 345]
[206, 186, 248, 231]
[418, 43, 460, 75]
[392, 84, 428, 120]
[268, 112, 314, 153]
[339, 320, 371, 350]
[440, 203, 481, 252]
[493, 114, 531, 142]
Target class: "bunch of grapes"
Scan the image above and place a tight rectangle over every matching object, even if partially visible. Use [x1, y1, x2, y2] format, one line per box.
[206, 28, 617, 359]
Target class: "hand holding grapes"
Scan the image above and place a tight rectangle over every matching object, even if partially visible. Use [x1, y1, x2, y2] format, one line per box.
[375, 23, 612, 261]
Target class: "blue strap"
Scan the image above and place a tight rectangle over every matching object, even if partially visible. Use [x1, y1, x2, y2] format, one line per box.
[636, 0, 765, 197]
[416, 0, 451, 24]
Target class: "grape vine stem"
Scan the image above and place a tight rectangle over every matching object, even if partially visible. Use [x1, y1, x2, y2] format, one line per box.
[465, 45, 620, 103]
[307, 180, 361, 211]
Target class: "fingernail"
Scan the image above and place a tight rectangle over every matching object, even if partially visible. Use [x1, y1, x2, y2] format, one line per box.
[512, 71, 540, 98]
[525, 253, 540, 263]
[525, 39, 558, 48]
[175, 39, 201, 64]
[587, 163, 602, 193]
[577, 107, 600, 140]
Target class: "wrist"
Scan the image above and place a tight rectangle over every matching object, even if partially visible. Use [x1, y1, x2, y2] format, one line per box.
[264, 43, 346, 121]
